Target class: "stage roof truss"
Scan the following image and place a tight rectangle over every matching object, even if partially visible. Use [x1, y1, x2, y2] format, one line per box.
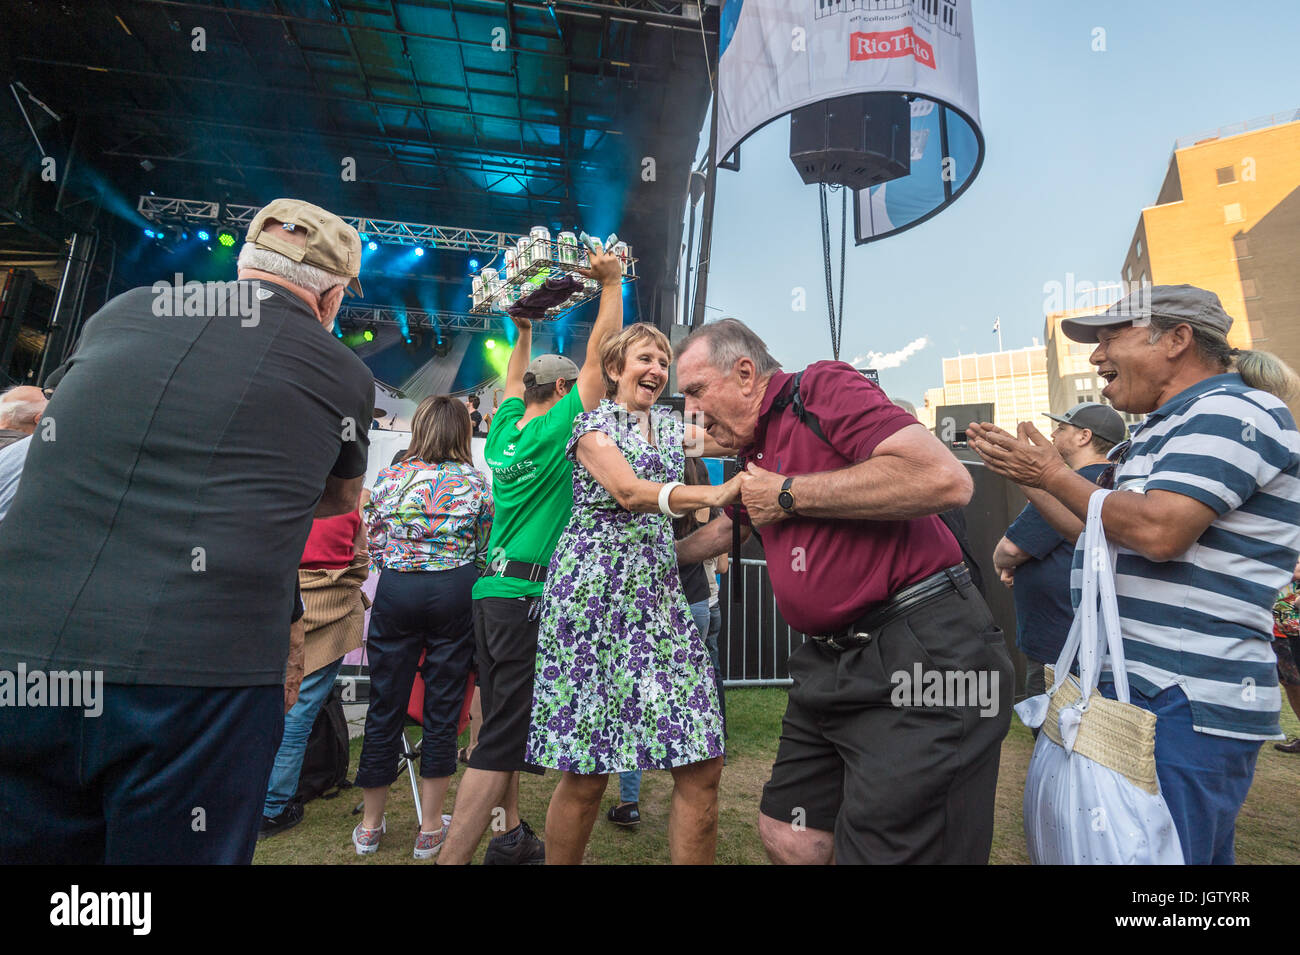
[338, 303, 593, 334]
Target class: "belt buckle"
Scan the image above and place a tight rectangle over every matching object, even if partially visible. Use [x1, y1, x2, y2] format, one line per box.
[494, 559, 508, 577]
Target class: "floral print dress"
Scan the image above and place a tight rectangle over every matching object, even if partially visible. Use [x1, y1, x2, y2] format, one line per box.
[526, 400, 723, 774]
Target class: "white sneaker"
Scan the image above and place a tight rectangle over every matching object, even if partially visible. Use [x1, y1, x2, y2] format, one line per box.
[352, 816, 386, 856]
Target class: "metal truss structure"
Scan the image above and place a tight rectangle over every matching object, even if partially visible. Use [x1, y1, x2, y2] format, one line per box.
[138, 196, 512, 254]
[337, 304, 593, 335]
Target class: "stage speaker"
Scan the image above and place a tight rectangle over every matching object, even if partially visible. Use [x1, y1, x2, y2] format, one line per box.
[933, 402, 994, 449]
[789, 92, 911, 191]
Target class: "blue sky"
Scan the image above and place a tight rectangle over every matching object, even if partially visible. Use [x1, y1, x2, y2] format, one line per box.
[702, 0, 1300, 405]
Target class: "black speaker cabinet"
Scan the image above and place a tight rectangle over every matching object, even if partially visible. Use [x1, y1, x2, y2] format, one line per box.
[789, 92, 911, 190]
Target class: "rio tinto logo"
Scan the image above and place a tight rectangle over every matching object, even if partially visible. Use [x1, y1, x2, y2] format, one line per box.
[850, 27, 936, 68]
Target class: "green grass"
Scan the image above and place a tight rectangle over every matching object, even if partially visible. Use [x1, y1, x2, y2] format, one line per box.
[252, 687, 1300, 865]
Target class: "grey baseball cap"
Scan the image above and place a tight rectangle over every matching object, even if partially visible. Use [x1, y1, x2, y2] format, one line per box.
[524, 354, 579, 386]
[1060, 284, 1233, 344]
[1045, 402, 1128, 446]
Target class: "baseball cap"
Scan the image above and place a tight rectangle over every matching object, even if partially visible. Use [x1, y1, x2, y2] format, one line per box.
[246, 199, 363, 296]
[524, 355, 580, 386]
[1060, 284, 1232, 344]
[1044, 402, 1128, 446]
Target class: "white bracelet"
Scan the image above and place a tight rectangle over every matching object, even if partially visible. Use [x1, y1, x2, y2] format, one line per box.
[658, 481, 686, 518]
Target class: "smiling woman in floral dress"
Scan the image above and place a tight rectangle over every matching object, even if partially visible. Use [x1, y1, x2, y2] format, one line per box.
[527, 322, 740, 864]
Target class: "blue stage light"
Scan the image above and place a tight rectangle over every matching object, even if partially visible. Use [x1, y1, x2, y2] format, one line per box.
[144, 228, 156, 238]
[196, 230, 210, 241]
[469, 258, 479, 270]
[367, 241, 378, 252]
[359, 233, 369, 242]
[414, 247, 424, 257]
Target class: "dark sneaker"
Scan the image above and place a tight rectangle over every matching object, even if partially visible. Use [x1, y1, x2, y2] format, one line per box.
[258, 801, 304, 841]
[483, 818, 545, 865]
[606, 802, 641, 827]
[1275, 736, 1300, 754]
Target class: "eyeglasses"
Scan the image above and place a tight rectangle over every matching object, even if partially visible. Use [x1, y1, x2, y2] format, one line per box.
[1096, 439, 1132, 490]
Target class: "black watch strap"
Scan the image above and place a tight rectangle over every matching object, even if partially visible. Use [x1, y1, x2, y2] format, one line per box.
[778, 476, 796, 513]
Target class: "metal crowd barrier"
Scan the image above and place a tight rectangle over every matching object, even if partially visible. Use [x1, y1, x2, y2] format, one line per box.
[719, 558, 802, 688]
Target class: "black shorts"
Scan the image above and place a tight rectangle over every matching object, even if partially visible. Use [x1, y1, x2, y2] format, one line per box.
[467, 596, 545, 775]
[759, 582, 1014, 864]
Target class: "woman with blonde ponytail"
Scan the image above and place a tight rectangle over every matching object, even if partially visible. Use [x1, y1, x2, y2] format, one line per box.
[1233, 347, 1300, 403]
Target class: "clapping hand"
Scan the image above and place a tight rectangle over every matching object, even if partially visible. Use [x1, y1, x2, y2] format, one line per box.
[967, 421, 1069, 489]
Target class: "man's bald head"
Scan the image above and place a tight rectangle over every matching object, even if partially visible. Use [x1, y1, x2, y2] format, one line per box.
[0, 386, 48, 434]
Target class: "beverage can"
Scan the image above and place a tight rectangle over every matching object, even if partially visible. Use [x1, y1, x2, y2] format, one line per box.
[529, 226, 552, 263]
[557, 232, 578, 265]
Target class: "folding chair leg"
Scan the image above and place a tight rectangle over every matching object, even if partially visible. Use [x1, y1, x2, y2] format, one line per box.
[403, 727, 422, 829]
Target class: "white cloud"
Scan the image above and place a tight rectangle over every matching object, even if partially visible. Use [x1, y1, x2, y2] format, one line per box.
[850, 336, 929, 371]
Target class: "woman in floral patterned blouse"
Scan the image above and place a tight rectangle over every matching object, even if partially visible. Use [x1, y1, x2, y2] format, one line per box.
[527, 323, 740, 864]
[354, 396, 493, 859]
[1272, 555, 1300, 753]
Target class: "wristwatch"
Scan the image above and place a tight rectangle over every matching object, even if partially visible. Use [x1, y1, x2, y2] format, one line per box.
[777, 476, 797, 515]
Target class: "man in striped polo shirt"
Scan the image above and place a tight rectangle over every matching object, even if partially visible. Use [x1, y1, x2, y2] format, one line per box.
[968, 285, 1300, 864]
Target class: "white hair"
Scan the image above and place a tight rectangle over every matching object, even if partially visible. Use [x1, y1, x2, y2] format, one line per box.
[236, 243, 350, 296]
[679, 317, 782, 377]
[0, 387, 44, 430]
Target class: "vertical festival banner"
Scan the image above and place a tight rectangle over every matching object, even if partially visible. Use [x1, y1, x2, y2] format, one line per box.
[717, 0, 984, 244]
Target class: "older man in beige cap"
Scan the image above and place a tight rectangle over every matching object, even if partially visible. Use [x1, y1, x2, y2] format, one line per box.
[0, 198, 373, 865]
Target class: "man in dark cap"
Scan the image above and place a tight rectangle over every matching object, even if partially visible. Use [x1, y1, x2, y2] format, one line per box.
[969, 284, 1300, 864]
[0, 199, 374, 864]
[992, 402, 1127, 701]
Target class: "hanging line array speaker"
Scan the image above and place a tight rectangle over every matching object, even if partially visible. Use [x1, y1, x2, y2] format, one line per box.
[789, 92, 911, 191]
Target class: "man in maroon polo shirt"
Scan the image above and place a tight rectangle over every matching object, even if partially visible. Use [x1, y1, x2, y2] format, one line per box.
[675, 318, 1013, 864]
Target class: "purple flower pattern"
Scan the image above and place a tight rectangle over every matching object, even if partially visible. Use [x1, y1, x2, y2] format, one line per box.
[526, 400, 723, 774]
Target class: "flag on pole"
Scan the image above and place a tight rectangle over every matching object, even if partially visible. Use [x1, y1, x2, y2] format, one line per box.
[992, 317, 1000, 334]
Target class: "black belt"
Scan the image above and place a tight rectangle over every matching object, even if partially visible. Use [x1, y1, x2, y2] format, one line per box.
[483, 560, 547, 583]
[810, 564, 971, 652]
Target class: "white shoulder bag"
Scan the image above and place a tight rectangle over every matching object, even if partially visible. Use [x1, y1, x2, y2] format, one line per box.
[1014, 489, 1184, 865]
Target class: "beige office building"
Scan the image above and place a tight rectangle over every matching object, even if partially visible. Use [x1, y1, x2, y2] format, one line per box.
[1120, 110, 1300, 416]
[923, 345, 1051, 436]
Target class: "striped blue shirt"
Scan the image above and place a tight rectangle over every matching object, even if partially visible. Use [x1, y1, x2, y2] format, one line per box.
[1071, 373, 1300, 740]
